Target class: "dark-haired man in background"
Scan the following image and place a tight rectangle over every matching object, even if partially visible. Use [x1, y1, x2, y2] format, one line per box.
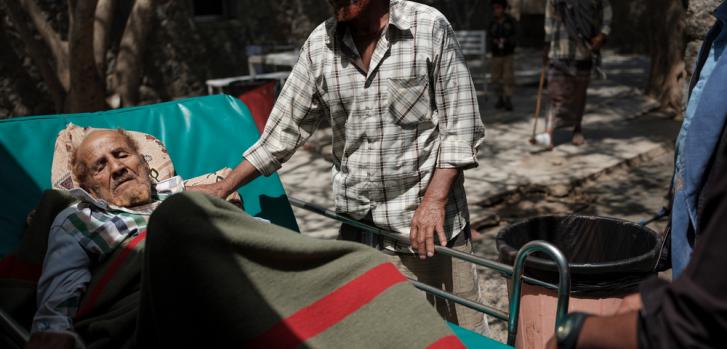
[488, 0, 518, 111]
[542, 0, 611, 148]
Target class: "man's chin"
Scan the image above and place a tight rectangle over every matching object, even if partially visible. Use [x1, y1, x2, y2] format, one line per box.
[111, 188, 152, 207]
[335, 9, 358, 22]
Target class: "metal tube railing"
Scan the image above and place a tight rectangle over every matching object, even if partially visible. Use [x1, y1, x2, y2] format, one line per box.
[0, 308, 30, 345]
[409, 278, 509, 321]
[289, 197, 572, 345]
[507, 241, 571, 346]
[289, 197, 561, 289]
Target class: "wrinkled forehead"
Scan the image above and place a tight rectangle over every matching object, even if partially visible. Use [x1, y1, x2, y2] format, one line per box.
[77, 131, 136, 163]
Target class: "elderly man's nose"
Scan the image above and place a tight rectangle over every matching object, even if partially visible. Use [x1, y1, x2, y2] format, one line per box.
[110, 160, 127, 177]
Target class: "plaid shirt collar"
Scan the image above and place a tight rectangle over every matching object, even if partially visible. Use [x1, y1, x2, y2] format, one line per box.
[65, 175, 184, 215]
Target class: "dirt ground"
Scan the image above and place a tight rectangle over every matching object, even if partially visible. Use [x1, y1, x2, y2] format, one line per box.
[472, 150, 673, 342]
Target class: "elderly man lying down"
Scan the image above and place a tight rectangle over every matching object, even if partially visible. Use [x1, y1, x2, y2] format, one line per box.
[25, 128, 461, 348]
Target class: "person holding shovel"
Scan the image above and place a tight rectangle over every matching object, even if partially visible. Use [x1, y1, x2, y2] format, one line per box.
[539, 0, 612, 149]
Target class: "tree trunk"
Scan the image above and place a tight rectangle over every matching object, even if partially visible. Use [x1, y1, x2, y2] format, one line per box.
[645, 0, 687, 118]
[113, 0, 156, 107]
[3, 0, 66, 111]
[67, 0, 107, 112]
[17, 0, 70, 90]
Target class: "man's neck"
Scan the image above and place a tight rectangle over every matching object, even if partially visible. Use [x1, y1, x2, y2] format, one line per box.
[348, 0, 390, 37]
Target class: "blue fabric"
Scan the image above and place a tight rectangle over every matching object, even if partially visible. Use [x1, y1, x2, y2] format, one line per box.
[671, 2, 727, 277]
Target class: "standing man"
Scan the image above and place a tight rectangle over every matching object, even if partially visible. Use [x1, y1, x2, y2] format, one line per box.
[488, 0, 518, 111]
[542, 0, 611, 148]
[193, 0, 487, 334]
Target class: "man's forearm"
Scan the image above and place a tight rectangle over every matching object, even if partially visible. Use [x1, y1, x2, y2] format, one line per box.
[220, 160, 261, 197]
[410, 167, 461, 258]
[423, 168, 460, 204]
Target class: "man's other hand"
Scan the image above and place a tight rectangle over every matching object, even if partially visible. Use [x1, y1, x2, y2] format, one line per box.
[590, 33, 606, 51]
[25, 331, 75, 349]
[410, 198, 447, 259]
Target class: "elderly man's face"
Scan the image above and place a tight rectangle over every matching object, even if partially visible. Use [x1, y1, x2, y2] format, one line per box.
[327, 0, 372, 21]
[75, 130, 152, 207]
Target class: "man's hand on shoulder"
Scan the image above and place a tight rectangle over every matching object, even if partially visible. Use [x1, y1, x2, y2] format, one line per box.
[410, 197, 448, 259]
[25, 331, 76, 349]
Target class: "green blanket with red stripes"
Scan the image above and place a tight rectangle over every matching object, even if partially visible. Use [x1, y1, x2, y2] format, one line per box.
[6, 191, 465, 348]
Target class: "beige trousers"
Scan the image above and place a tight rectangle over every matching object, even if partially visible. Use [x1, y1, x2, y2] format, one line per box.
[339, 220, 490, 336]
[490, 55, 515, 97]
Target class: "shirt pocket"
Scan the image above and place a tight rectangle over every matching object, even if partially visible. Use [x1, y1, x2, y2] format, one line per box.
[387, 75, 432, 128]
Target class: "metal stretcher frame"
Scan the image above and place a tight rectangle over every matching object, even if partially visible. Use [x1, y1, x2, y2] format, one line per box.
[288, 197, 571, 347]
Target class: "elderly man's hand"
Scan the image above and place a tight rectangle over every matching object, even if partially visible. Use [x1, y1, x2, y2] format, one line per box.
[410, 198, 447, 259]
[25, 331, 75, 349]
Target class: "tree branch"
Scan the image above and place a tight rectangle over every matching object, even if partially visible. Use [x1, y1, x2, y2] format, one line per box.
[113, 0, 157, 106]
[93, 0, 116, 78]
[16, 0, 70, 88]
[3, 0, 66, 111]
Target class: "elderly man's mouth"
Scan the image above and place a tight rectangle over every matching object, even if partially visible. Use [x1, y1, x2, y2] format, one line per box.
[113, 177, 136, 193]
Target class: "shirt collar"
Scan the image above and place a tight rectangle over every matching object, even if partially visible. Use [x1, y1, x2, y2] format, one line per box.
[325, 0, 411, 45]
[66, 175, 184, 214]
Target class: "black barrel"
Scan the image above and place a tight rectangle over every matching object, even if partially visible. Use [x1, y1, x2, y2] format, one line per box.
[496, 215, 662, 296]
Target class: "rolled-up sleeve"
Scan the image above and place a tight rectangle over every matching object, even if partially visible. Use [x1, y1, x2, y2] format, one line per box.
[243, 40, 325, 176]
[432, 19, 485, 170]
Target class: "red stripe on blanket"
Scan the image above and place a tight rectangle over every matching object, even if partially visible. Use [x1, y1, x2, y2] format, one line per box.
[75, 230, 147, 319]
[245, 262, 406, 348]
[427, 335, 467, 349]
[0, 255, 42, 282]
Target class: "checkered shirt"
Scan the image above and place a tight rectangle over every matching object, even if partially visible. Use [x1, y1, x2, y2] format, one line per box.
[244, 0, 485, 239]
[545, 0, 612, 61]
[32, 176, 184, 333]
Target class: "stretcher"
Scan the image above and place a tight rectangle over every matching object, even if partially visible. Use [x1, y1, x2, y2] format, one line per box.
[0, 95, 571, 348]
